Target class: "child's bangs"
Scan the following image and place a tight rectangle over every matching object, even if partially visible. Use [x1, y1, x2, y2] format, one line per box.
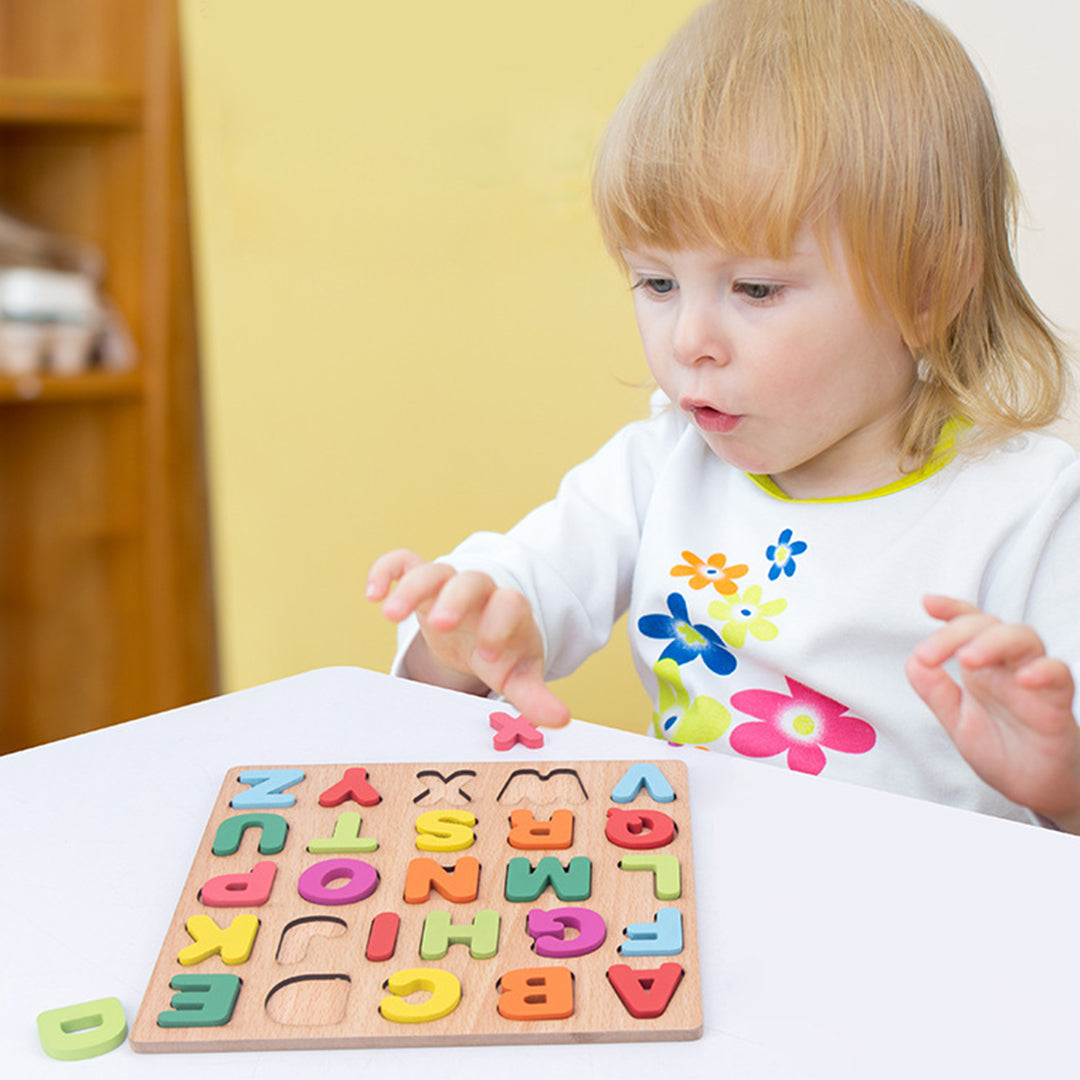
[592, 6, 833, 263]
[594, 118, 826, 263]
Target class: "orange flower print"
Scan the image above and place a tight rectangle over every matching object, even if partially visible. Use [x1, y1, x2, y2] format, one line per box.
[671, 550, 748, 595]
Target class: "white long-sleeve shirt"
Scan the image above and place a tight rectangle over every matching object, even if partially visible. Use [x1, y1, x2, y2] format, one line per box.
[396, 399, 1080, 824]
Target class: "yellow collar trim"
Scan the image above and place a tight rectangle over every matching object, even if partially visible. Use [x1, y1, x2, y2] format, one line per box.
[746, 418, 968, 503]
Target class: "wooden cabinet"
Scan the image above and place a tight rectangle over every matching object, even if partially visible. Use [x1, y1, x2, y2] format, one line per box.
[0, 0, 217, 752]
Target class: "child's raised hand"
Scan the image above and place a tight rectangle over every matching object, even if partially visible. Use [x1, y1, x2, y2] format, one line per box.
[366, 549, 571, 728]
[906, 594, 1080, 830]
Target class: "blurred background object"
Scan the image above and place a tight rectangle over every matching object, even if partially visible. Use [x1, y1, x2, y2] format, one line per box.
[0, 0, 217, 754]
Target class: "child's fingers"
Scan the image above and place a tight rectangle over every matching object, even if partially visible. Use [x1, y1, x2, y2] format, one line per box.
[474, 587, 537, 661]
[500, 673, 572, 729]
[904, 653, 963, 733]
[922, 594, 981, 621]
[911, 611, 1000, 666]
[955, 621, 1045, 670]
[1016, 655, 1076, 695]
[426, 571, 498, 631]
[379, 561, 458, 622]
[366, 548, 426, 602]
[463, 587, 570, 727]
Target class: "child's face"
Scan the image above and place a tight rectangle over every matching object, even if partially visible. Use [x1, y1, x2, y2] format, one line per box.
[624, 225, 917, 499]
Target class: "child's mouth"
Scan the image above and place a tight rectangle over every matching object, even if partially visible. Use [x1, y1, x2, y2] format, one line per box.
[684, 401, 743, 434]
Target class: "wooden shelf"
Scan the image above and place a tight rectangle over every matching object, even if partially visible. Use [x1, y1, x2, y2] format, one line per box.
[0, 0, 218, 755]
[0, 368, 143, 403]
[0, 79, 141, 127]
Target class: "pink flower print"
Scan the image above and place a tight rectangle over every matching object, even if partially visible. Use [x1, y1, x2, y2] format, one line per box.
[729, 678, 876, 775]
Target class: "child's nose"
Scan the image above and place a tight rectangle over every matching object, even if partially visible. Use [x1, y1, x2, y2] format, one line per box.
[672, 299, 729, 367]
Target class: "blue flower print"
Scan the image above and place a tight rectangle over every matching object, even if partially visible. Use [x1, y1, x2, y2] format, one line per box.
[638, 592, 737, 676]
[766, 528, 807, 580]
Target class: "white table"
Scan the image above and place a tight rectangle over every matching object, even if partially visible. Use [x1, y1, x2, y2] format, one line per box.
[3, 666, 1077, 1078]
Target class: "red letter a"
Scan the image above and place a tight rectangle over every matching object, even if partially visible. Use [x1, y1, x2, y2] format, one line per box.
[606, 963, 684, 1019]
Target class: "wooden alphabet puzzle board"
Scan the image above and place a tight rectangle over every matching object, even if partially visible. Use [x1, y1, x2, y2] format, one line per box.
[131, 760, 701, 1051]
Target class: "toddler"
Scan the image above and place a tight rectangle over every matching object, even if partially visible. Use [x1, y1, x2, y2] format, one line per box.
[367, 0, 1080, 830]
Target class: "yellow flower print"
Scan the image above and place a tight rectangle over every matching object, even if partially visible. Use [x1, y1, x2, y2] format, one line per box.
[708, 586, 787, 649]
[670, 550, 748, 595]
[651, 658, 731, 745]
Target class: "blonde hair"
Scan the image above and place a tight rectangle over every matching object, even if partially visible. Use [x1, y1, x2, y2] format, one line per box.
[593, 0, 1068, 465]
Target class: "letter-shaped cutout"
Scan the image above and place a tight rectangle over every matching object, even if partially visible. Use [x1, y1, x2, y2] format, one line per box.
[37, 997, 127, 1061]
[307, 811, 378, 854]
[420, 909, 501, 960]
[527, 906, 607, 958]
[297, 858, 379, 905]
[379, 968, 461, 1024]
[605, 807, 676, 850]
[610, 763, 676, 804]
[505, 856, 592, 902]
[318, 766, 381, 808]
[403, 856, 481, 904]
[621, 908, 683, 957]
[507, 808, 574, 850]
[606, 963, 684, 1020]
[200, 859, 277, 908]
[497, 966, 574, 1021]
[212, 812, 289, 856]
[414, 809, 476, 852]
[157, 973, 242, 1028]
[231, 769, 305, 809]
[619, 853, 681, 900]
[274, 915, 347, 964]
[178, 913, 260, 966]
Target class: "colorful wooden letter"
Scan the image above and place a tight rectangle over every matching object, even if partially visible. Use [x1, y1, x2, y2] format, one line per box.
[231, 769, 305, 809]
[420, 909, 501, 960]
[200, 859, 277, 907]
[211, 812, 289, 856]
[610, 763, 676, 804]
[307, 811, 379, 854]
[379, 968, 461, 1024]
[178, 913, 260, 966]
[318, 766, 381, 807]
[504, 856, 592, 902]
[37, 997, 127, 1061]
[605, 807, 677, 850]
[365, 912, 400, 962]
[507, 808, 574, 850]
[414, 809, 476, 852]
[297, 858, 379, 905]
[606, 963, 684, 1020]
[526, 906, 607, 958]
[497, 966, 574, 1021]
[403, 856, 481, 904]
[621, 908, 684, 957]
[619, 853, 682, 900]
[157, 974, 242, 1028]
[490, 710, 545, 750]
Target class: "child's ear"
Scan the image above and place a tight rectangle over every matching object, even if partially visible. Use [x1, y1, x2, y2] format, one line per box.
[909, 253, 980, 349]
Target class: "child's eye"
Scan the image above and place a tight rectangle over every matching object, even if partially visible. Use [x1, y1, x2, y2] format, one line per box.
[632, 277, 676, 296]
[734, 281, 782, 301]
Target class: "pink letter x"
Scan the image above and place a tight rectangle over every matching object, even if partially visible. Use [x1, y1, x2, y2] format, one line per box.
[490, 711, 544, 751]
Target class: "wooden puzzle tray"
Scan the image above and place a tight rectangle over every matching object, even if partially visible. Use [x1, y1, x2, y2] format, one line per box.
[131, 759, 701, 1051]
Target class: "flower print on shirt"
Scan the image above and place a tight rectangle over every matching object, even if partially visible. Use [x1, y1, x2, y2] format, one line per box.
[651, 658, 731, 745]
[728, 677, 876, 775]
[638, 592, 737, 676]
[708, 585, 787, 649]
[671, 550, 748, 595]
[766, 528, 807, 580]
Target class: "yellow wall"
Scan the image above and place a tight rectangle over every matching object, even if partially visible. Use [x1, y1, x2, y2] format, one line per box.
[179, 1, 702, 730]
